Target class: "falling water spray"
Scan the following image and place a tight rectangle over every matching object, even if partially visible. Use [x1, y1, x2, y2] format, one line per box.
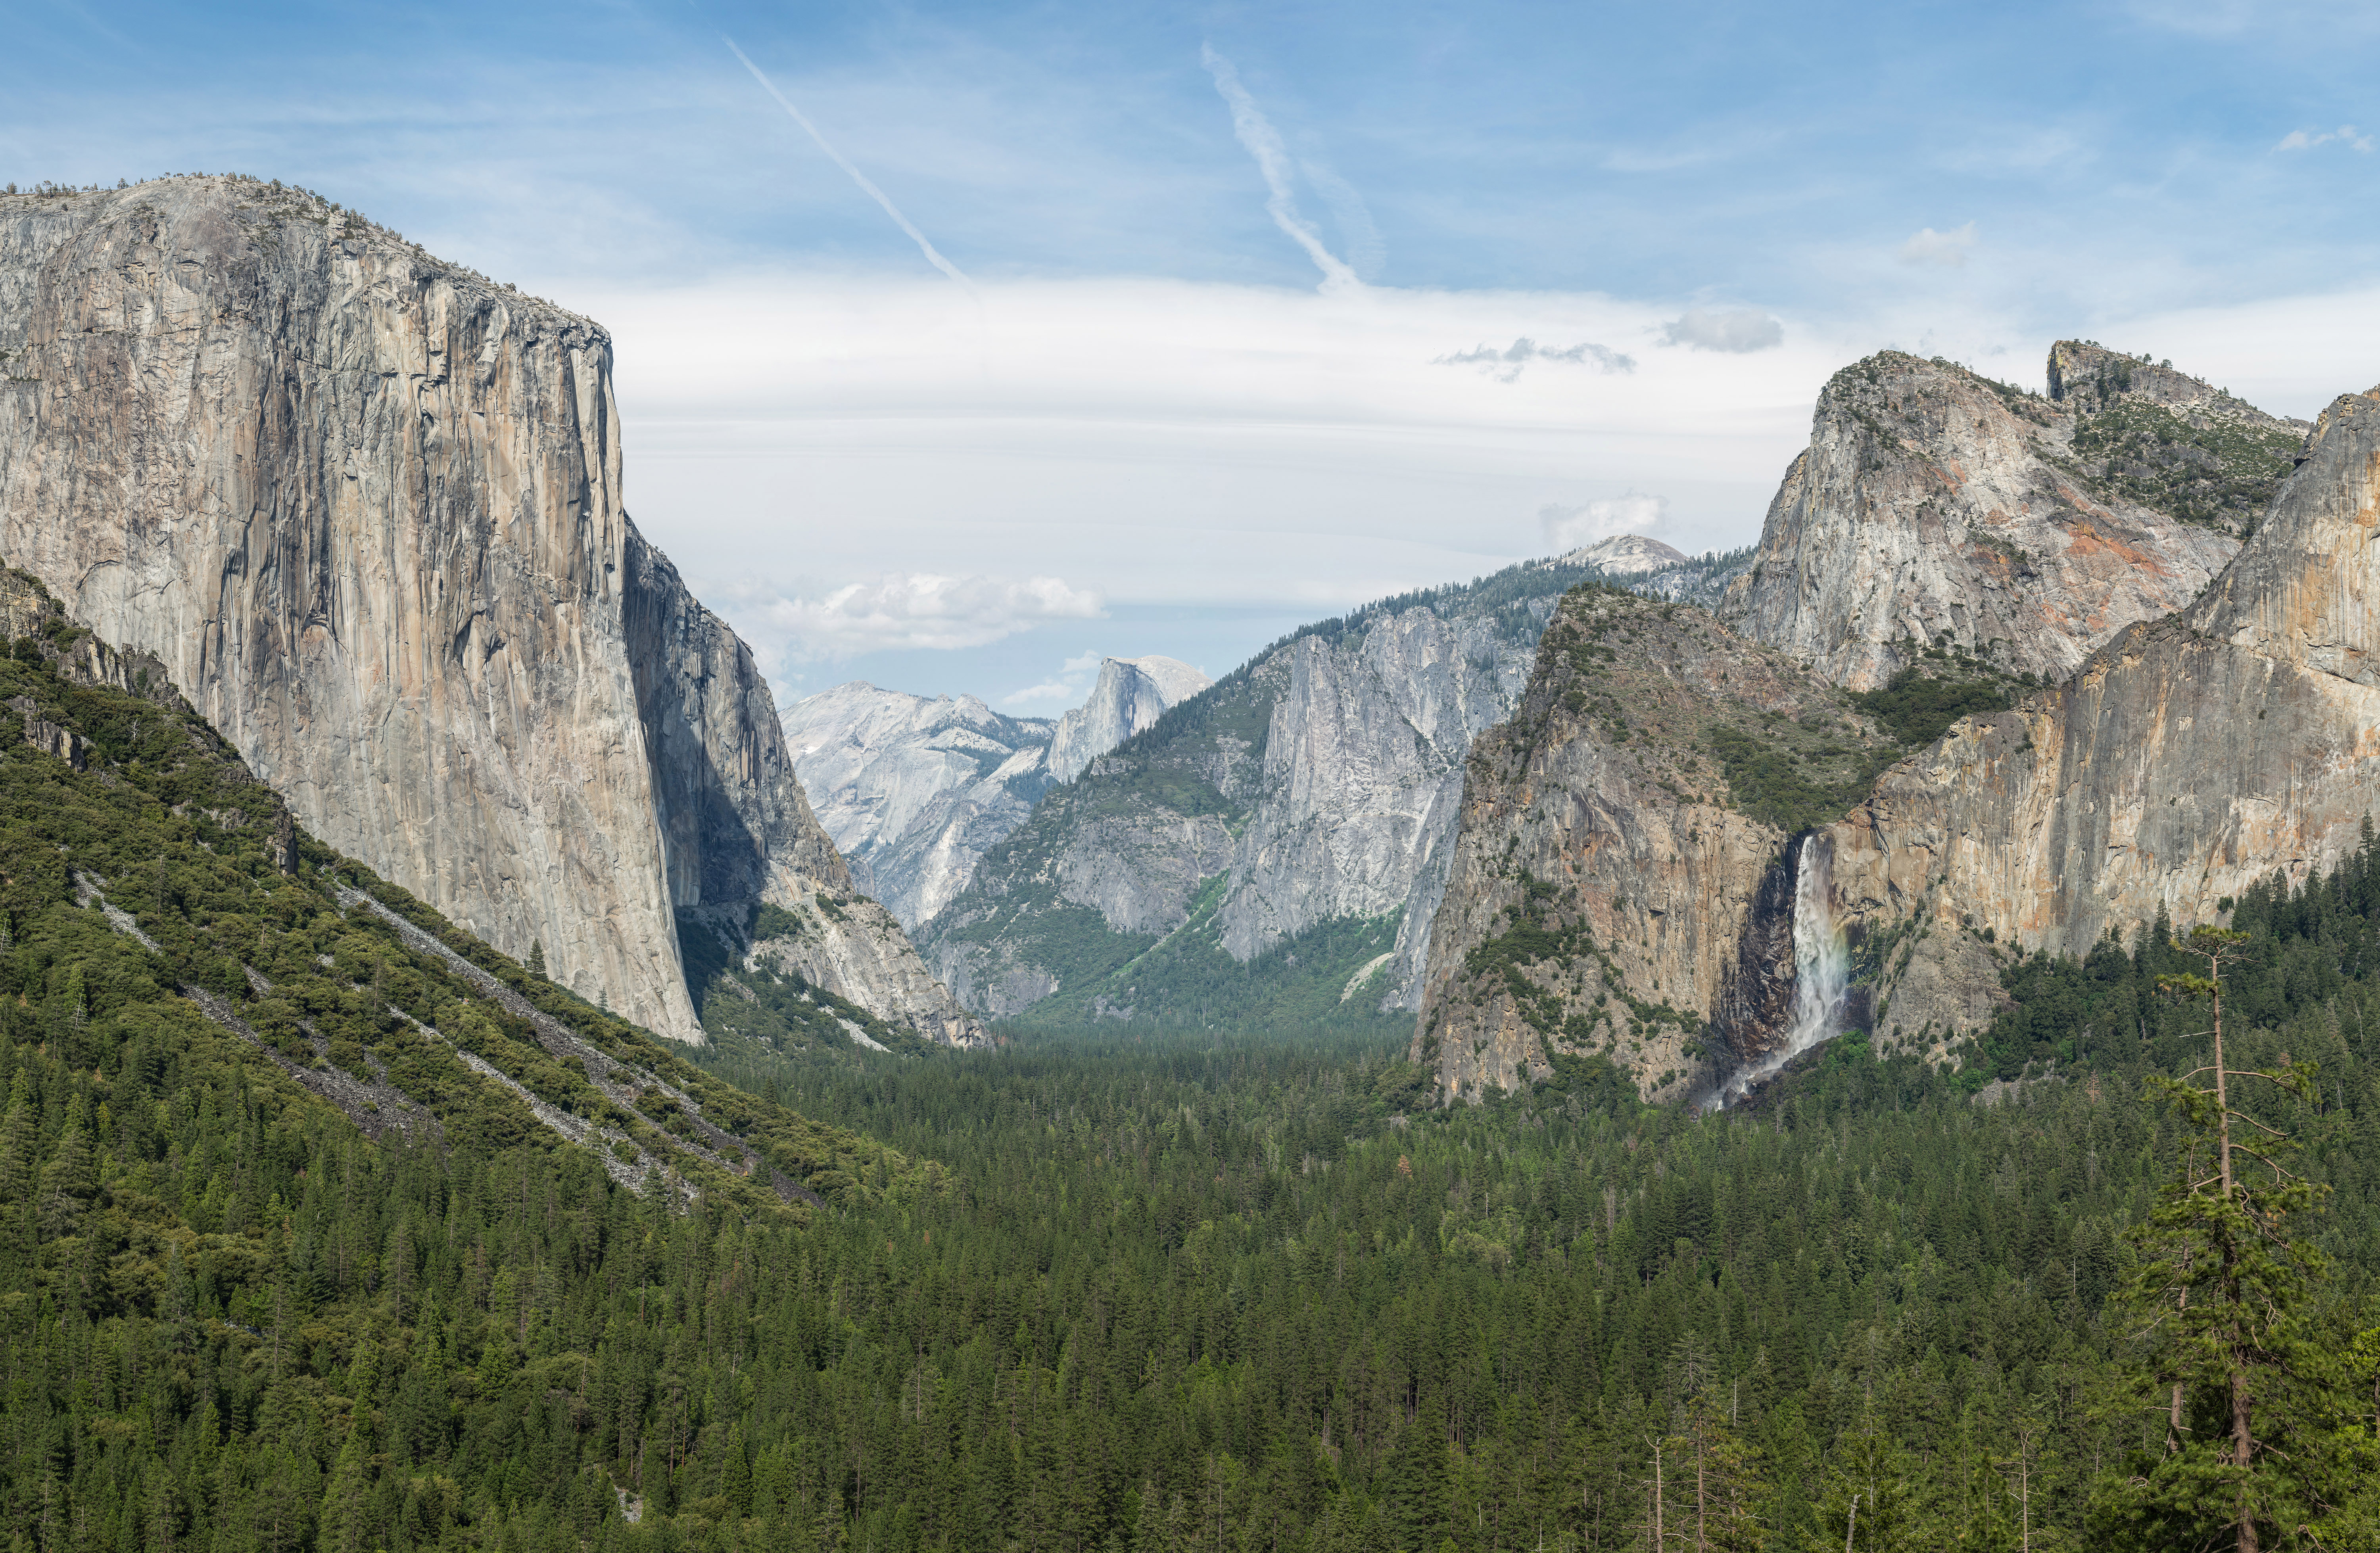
[1716, 833, 1848, 1104]
[1783, 832, 1848, 1060]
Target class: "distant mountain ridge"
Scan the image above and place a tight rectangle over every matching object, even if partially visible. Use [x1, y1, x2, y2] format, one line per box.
[784, 656, 1211, 930]
[1548, 537, 1758, 611]
[913, 553, 1623, 1028]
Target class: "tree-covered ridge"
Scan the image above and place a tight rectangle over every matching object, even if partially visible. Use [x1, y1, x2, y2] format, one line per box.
[2065, 397, 2304, 533]
[679, 947, 2380, 1553]
[0, 570, 961, 1553]
[5, 559, 2378, 1553]
[916, 548, 1619, 1028]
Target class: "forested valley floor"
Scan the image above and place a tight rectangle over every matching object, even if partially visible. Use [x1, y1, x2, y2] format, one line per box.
[3, 578, 2379, 1550]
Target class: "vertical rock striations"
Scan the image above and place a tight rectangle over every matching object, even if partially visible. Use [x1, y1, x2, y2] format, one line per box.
[918, 561, 1605, 1024]
[0, 175, 974, 1045]
[1406, 585, 1896, 1104]
[1827, 382, 2380, 1045]
[1717, 348, 2287, 689]
[1044, 657, 1211, 784]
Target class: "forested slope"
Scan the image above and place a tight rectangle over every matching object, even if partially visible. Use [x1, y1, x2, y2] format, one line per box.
[5, 562, 2378, 1553]
[0, 569, 936, 1553]
[689, 843, 2380, 1550]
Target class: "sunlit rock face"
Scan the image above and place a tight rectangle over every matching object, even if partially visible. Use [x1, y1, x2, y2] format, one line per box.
[784, 683, 1058, 930]
[1407, 587, 1892, 1106]
[0, 176, 975, 1045]
[1831, 384, 2380, 1043]
[1046, 657, 1211, 784]
[1718, 347, 2290, 690]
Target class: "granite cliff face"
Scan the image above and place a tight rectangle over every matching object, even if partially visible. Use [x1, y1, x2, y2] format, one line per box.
[0, 175, 974, 1045]
[1211, 608, 1536, 989]
[783, 684, 1056, 929]
[1717, 347, 2292, 690]
[1045, 656, 1210, 784]
[1406, 584, 1896, 1104]
[1825, 381, 2380, 1044]
[919, 559, 1604, 1023]
[782, 656, 1209, 934]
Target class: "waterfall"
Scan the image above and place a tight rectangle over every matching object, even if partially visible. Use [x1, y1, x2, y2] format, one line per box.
[1713, 832, 1847, 1106]
[1783, 833, 1847, 1060]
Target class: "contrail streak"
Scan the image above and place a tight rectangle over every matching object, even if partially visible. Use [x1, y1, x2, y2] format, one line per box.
[724, 36, 974, 292]
[1200, 45, 1363, 295]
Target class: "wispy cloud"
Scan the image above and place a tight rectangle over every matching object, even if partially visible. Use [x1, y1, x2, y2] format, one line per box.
[1199, 45, 1364, 295]
[723, 36, 975, 291]
[1299, 158, 1385, 279]
[762, 574, 1104, 656]
[1659, 309, 1783, 353]
[1541, 493, 1670, 552]
[1434, 337, 1635, 382]
[1003, 650, 1107, 708]
[1898, 222, 1978, 268]
[2275, 125, 2375, 153]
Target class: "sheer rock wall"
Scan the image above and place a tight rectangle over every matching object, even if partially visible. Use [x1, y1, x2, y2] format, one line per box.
[0, 176, 974, 1044]
[1718, 350, 2255, 689]
[1829, 385, 2380, 1043]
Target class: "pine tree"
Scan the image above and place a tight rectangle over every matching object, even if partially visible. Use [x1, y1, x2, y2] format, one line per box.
[0, 1069, 34, 1208]
[2090, 927, 2355, 1551]
[528, 940, 546, 979]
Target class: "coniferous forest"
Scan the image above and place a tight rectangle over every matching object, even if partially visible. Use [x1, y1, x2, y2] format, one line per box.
[1, 581, 2378, 1553]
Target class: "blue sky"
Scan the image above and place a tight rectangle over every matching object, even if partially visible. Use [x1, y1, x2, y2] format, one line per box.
[8, 0, 2380, 707]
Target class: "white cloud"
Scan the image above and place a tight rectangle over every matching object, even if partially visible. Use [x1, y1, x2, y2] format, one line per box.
[1898, 223, 1978, 268]
[1001, 679, 1081, 706]
[2275, 125, 2376, 153]
[1433, 336, 1635, 382]
[763, 574, 1105, 656]
[1541, 493, 1670, 552]
[1659, 309, 1784, 353]
[1200, 45, 1364, 295]
[582, 271, 1880, 635]
[1003, 648, 1113, 707]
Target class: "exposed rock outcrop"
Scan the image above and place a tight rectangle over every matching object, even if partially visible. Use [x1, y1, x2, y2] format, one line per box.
[781, 658, 1211, 934]
[783, 684, 1056, 929]
[1044, 656, 1211, 783]
[1718, 348, 2290, 689]
[1827, 380, 2380, 1044]
[920, 558, 1607, 1022]
[0, 175, 972, 1044]
[1406, 585, 1896, 1104]
[1552, 538, 1756, 612]
[1556, 535, 1690, 573]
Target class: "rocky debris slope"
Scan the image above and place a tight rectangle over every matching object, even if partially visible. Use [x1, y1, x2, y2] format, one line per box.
[1717, 347, 2288, 689]
[0, 561, 899, 1211]
[1825, 380, 2380, 1046]
[782, 658, 1211, 934]
[0, 175, 971, 1045]
[1407, 583, 1897, 1105]
[1045, 656, 1211, 783]
[917, 556, 1617, 1023]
